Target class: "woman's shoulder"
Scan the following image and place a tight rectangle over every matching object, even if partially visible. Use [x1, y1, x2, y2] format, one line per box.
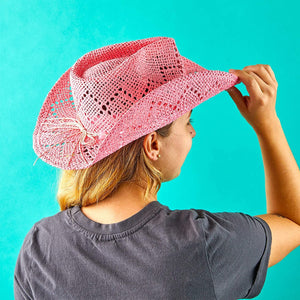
[35, 207, 70, 228]
[22, 208, 73, 244]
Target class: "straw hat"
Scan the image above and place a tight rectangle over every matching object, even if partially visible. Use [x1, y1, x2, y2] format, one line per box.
[33, 36, 240, 169]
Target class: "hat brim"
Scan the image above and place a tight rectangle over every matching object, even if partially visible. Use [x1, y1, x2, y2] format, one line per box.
[33, 64, 241, 169]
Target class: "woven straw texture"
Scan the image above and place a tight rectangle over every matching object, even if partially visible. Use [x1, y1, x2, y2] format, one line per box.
[33, 36, 240, 170]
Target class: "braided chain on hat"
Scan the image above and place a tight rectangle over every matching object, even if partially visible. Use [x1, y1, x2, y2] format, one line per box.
[33, 117, 105, 167]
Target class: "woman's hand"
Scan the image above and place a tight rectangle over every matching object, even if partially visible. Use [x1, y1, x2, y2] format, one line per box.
[226, 64, 279, 135]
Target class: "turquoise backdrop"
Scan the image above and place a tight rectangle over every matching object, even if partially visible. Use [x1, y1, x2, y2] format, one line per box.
[1, 0, 299, 299]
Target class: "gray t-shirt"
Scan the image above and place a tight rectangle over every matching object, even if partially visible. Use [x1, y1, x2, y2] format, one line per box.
[14, 200, 272, 300]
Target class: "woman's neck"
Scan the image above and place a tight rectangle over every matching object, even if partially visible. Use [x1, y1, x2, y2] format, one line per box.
[80, 181, 157, 224]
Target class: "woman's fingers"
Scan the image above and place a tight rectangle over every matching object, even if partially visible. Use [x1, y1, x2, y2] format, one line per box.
[244, 71, 268, 93]
[228, 69, 263, 99]
[226, 64, 278, 135]
[226, 86, 248, 112]
[243, 64, 277, 88]
[229, 65, 278, 101]
[261, 64, 277, 83]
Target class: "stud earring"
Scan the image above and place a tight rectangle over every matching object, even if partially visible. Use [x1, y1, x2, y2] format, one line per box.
[157, 154, 161, 158]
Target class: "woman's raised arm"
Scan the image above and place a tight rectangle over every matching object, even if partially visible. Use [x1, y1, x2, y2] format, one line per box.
[226, 65, 300, 267]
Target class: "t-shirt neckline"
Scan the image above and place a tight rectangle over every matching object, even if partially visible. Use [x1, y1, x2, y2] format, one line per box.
[68, 200, 165, 238]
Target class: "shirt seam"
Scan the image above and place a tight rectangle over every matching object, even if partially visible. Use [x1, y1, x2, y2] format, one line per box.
[200, 219, 218, 300]
[23, 225, 36, 300]
[66, 206, 163, 241]
[14, 274, 32, 300]
[29, 225, 37, 299]
[243, 216, 272, 298]
[253, 216, 272, 246]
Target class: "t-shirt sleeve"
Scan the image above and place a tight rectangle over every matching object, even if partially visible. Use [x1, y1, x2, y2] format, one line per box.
[14, 226, 36, 300]
[194, 209, 272, 299]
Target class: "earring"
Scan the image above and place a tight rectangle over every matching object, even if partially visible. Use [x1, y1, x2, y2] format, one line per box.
[157, 154, 161, 158]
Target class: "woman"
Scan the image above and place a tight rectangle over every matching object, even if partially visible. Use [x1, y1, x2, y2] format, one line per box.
[14, 37, 300, 299]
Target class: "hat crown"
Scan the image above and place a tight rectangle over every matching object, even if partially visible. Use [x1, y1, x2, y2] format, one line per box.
[69, 37, 187, 132]
[71, 37, 184, 79]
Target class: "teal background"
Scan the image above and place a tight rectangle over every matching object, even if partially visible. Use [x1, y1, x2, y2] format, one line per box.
[1, 0, 299, 299]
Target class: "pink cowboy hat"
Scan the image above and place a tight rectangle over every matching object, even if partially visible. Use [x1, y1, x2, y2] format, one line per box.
[33, 36, 241, 170]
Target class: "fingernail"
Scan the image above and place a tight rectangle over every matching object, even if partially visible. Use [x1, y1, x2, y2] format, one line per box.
[229, 69, 236, 73]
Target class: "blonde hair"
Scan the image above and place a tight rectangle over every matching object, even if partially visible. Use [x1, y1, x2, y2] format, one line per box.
[56, 122, 174, 210]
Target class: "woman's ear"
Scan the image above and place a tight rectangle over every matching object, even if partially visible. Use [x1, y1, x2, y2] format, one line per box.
[143, 132, 160, 160]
